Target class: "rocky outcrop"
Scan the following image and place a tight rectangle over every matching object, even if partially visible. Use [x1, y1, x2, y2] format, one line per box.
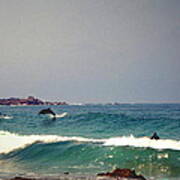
[0, 96, 68, 106]
[10, 177, 36, 180]
[97, 168, 146, 180]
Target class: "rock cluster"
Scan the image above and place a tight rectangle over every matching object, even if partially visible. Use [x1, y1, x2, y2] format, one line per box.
[0, 96, 67, 106]
[97, 168, 146, 180]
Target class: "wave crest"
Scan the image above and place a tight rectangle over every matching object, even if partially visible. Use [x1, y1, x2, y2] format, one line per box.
[0, 131, 103, 154]
[0, 131, 180, 154]
[103, 135, 180, 151]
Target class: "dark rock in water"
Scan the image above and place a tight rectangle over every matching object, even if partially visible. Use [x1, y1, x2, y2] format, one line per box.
[38, 108, 56, 116]
[97, 168, 146, 180]
[10, 177, 36, 180]
[150, 132, 160, 140]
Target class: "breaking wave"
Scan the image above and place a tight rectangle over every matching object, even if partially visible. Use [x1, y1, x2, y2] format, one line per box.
[0, 131, 180, 154]
[0, 130, 103, 154]
[103, 136, 180, 150]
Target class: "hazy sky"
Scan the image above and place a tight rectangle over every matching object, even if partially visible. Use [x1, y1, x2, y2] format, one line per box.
[0, 0, 179, 103]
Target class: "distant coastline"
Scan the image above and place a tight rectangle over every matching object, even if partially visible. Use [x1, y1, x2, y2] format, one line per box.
[0, 96, 68, 106]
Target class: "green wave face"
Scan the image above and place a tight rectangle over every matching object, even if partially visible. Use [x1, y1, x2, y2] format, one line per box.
[0, 141, 180, 178]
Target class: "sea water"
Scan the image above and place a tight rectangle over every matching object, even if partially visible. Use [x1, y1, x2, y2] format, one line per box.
[0, 104, 180, 179]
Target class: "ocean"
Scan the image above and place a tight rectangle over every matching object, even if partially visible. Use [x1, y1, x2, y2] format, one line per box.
[0, 104, 180, 180]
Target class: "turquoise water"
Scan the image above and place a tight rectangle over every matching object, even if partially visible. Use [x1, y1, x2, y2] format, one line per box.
[0, 104, 180, 179]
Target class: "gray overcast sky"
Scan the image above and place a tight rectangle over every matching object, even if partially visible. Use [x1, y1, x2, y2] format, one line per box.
[0, 0, 179, 103]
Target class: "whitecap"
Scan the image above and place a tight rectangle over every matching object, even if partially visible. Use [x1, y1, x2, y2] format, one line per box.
[0, 115, 13, 119]
[0, 131, 180, 154]
[103, 135, 180, 151]
[0, 130, 104, 154]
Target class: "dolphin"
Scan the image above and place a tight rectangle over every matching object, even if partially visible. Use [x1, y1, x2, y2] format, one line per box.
[38, 108, 56, 117]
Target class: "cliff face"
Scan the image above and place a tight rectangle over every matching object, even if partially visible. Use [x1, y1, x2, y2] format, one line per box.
[0, 96, 67, 106]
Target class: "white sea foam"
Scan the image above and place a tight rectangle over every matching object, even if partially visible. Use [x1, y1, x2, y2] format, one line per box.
[0, 131, 103, 154]
[103, 135, 180, 151]
[49, 112, 68, 118]
[0, 131, 180, 154]
[0, 115, 13, 119]
[55, 112, 68, 118]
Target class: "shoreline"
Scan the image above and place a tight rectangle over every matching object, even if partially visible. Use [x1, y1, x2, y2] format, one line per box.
[1, 173, 179, 180]
[0, 174, 150, 180]
[0, 168, 149, 180]
[1, 174, 177, 180]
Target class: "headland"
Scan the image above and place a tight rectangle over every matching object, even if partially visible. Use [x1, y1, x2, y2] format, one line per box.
[0, 96, 68, 106]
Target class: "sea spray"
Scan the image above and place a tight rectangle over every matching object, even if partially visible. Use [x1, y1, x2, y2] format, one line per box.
[49, 112, 69, 118]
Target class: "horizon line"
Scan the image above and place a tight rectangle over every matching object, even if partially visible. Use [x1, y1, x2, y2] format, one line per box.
[0, 96, 180, 105]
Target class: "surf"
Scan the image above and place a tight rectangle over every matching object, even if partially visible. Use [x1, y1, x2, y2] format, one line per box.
[0, 130, 104, 154]
[103, 135, 180, 151]
[0, 131, 180, 154]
